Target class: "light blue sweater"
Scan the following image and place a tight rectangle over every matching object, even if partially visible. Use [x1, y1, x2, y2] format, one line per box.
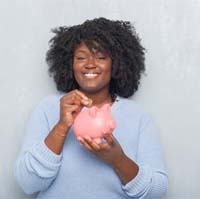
[14, 93, 168, 199]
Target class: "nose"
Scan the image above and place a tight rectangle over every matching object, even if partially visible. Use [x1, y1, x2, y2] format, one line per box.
[85, 56, 96, 69]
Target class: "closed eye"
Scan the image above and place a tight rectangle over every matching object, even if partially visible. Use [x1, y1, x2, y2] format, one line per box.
[96, 56, 106, 60]
[76, 56, 87, 60]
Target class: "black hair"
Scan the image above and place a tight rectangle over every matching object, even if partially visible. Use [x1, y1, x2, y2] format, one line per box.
[46, 17, 145, 98]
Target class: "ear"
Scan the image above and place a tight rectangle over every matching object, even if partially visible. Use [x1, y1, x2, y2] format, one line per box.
[89, 106, 98, 117]
[101, 103, 110, 111]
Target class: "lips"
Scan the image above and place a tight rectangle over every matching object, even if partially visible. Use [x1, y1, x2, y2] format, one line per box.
[83, 72, 100, 78]
[84, 73, 98, 77]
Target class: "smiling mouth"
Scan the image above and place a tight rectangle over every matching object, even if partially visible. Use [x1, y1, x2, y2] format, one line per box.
[84, 73, 99, 78]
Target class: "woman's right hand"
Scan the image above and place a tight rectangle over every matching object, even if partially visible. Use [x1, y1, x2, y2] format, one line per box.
[45, 89, 92, 154]
[57, 89, 92, 131]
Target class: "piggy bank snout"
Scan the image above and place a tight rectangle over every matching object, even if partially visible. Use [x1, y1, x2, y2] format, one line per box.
[105, 120, 116, 132]
[109, 120, 116, 130]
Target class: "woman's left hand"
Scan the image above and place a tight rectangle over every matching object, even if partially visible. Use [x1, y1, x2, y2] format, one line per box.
[78, 133, 125, 167]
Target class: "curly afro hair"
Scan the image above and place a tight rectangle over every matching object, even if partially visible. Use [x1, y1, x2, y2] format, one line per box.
[46, 17, 145, 98]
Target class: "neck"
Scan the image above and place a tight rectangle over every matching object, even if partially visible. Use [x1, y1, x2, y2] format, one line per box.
[81, 89, 112, 108]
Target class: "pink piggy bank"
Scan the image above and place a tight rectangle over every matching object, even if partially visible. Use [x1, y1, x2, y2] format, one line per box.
[73, 104, 116, 143]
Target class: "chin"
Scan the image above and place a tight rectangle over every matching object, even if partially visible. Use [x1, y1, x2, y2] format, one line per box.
[80, 85, 104, 94]
[81, 88, 99, 94]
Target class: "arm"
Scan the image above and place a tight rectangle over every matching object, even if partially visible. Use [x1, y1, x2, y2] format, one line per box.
[14, 91, 91, 194]
[79, 134, 139, 185]
[121, 115, 168, 198]
[14, 102, 63, 194]
[80, 115, 168, 198]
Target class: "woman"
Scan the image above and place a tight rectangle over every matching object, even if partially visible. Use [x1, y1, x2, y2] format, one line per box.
[14, 17, 168, 198]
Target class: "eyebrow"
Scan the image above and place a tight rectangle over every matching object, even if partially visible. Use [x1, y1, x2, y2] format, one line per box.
[75, 49, 91, 55]
[75, 49, 107, 55]
[75, 50, 87, 53]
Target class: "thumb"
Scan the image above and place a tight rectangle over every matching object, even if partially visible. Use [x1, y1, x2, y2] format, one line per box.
[103, 133, 114, 146]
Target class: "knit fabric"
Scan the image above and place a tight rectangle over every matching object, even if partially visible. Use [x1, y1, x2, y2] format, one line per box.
[14, 93, 168, 199]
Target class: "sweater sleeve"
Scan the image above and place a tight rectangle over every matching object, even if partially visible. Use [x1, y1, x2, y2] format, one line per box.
[14, 100, 62, 194]
[122, 114, 168, 198]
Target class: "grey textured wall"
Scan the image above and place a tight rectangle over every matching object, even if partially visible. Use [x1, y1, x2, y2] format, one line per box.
[0, 0, 200, 198]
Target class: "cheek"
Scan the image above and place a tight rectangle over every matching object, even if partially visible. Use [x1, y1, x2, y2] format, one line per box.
[106, 60, 112, 78]
[72, 62, 77, 72]
[106, 70, 112, 81]
[72, 67, 80, 84]
[105, 65, 112, 80]
[72, 63, 81, 77]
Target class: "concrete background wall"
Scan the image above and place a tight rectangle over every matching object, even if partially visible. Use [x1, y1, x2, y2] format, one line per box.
[0, 0, 200, 198]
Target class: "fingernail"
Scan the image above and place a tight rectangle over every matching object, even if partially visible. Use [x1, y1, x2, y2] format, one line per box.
[82, 99, 93, 106]
[88, 99, 93, 106]
[67, 122, 73, 127]
[82, 99, 89, 105]
[82, 96, 88, 100]
[77, 136, 83, 141]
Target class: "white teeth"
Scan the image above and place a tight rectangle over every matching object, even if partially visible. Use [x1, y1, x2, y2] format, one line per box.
[84, 73, 98, 77]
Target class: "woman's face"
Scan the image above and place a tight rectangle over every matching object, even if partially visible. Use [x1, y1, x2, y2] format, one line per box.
[73, 42, 112, 94]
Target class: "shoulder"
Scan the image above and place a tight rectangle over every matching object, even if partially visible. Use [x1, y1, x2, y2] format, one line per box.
[36, 92, 65, 111]
[116, 96, 148, 115]
[115, 96, 158, 133]
[115, 96, 154, 124]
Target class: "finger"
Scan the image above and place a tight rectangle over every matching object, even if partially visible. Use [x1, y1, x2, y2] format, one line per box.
[94, 138, 102, 144]
[62, 104, 81, 114]
[72, 95, 83, 106]
[64, 112, 74, 127]
[79, 137, 94, 152]
[66, 107, 81, 123]
[69, 91, 92, 107]
[99, 143, 110, 150]
[74, 89, 88, 100]
[70, 91, 83, 106]
[103, 133, 114, 146]
[74, 90, 93, 107]
[109, 134, 120, 145]
[85, 137, 101, 151]
[83, 136, 100, 151]
[81, 98, 93, 107]
[77, 136, 84, 144]
[61, 105, 80, 126]
[61, 91, 83, 106]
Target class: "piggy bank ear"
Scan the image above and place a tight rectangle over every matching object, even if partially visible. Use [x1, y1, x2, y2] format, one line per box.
[102, 103, 110, 111]
[89, 106, 98, 117]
